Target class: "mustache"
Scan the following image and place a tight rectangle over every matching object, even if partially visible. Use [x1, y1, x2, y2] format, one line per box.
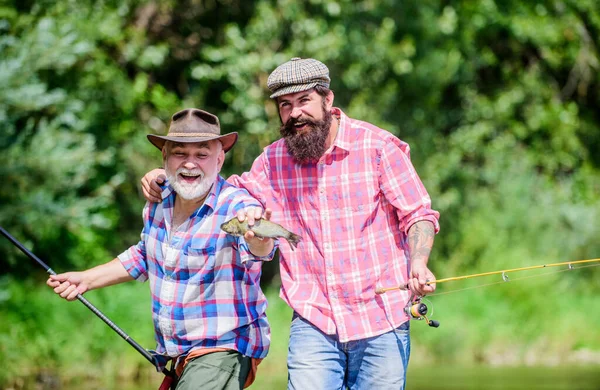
[281, 116, 320, 135]
[175, 167, 204, 178]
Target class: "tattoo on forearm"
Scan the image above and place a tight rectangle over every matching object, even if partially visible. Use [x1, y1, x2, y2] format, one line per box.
[408, 221, 435, 263]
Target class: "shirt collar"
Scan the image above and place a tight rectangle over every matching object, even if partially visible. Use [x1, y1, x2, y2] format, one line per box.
[330, 107, 351, 153]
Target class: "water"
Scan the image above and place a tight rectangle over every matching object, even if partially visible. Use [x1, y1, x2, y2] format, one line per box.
[408, 365, 600, 390]
[5, 365, 599, 389]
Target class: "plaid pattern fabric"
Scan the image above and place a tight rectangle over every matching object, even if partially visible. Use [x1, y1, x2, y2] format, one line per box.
[118, 175, 272, 360]
[267, 57, 331, 98]
[229, 108, 440, 343]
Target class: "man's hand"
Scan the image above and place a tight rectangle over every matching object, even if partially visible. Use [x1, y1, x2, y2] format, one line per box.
[236, 207, 275, 256]
[141, 168, 166, 203]
[46, 259, 133, 300]
[407, 262, 436, 296]
[47, 272, 90, 301]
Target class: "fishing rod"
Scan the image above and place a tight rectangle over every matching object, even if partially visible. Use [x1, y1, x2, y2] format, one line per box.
[376, 258, 600, 329]
[0, 226, 174, 380]
[376, 258, 600, 294]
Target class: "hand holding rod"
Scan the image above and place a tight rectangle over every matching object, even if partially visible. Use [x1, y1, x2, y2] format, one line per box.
[376, 258, 600, 294]
[0, 226, 171, 377]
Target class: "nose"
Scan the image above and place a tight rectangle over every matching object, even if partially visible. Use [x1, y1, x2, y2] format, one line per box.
[182, 160, 197, 169]
[290, 106, 302, 119]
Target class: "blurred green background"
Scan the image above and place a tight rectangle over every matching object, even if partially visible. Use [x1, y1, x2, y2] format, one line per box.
[1, 0, 599, 389]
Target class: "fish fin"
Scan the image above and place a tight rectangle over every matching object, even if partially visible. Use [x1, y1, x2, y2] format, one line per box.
[286, 233, 303, 251]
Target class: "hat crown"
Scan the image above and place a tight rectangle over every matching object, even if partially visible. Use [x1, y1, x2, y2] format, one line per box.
[146, 108, 238, 153]
[168, 108, 221, 136]
[267, 57, 330, 99]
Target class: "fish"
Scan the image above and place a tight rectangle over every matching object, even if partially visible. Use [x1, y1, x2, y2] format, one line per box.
[220, 217, 303, 251]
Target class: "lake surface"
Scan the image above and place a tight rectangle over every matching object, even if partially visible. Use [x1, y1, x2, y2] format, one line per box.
[407, 365, 600, 390]
[7, 365, 599, 389]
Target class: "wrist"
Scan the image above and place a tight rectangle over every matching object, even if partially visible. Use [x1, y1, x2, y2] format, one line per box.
[249, 239, 274, 257]
[410, 257, 428, 267]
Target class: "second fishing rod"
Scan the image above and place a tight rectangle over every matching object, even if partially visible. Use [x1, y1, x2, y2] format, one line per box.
[0, 226, 174, 380]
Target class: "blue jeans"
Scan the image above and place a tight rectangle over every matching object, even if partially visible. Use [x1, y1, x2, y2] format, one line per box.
[287, 314, 411, 390]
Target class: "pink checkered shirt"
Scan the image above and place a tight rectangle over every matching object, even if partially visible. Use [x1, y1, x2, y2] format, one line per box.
[229, 108, 440, 342]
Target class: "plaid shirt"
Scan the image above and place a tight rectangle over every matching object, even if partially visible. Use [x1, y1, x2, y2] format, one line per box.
[118, 175, 272, 361]
[229, 108, 440, 342]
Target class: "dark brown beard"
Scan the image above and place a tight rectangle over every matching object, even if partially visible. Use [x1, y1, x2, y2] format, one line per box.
[280, 108, 333, 164]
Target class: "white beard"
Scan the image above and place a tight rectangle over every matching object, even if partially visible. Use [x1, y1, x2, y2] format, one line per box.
[165, 163, 217, 200]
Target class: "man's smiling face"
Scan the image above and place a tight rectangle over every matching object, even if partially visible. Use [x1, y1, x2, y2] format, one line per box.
[163, 140, 224, 200]
[277, 89, 334, 164]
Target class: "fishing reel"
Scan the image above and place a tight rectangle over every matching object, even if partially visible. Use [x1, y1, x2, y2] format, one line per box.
[405, 295, 440, 328]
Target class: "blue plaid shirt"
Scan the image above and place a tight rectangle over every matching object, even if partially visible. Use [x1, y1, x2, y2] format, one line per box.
[118, 175, 273, 363]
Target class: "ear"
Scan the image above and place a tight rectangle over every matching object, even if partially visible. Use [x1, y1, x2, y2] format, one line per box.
[216, 149, 225, 172]
[324, 90, 335, 110]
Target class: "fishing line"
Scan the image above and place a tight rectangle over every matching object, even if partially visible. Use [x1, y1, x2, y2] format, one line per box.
[429, 263, 600, 297]
[376, 258, 600, 295]
[380, 259, 600, 329]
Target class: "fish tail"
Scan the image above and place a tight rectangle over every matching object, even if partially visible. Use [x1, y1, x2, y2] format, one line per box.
[285, 232, 303, 251]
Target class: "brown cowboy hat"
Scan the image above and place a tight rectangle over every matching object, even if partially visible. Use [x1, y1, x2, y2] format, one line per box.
[147, 108, 238, 153]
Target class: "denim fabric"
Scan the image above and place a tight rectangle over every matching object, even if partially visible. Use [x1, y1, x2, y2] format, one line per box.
[287, 314, 411, 390]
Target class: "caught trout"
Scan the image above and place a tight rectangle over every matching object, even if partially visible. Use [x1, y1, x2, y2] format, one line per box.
[220, 218, 302, 251]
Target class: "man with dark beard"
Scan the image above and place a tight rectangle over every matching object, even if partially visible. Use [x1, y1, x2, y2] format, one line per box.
[278, 91, 332, 164]
[141, 58, 440, 390]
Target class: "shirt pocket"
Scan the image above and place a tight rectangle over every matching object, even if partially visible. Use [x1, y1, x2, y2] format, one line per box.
[184, 246, 216, 284]
[336, 173, 378, 213]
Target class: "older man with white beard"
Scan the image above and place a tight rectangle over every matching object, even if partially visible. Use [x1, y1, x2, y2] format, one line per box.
[48, 108, 276, 390]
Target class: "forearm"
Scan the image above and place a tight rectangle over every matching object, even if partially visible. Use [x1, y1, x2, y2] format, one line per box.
[407, 220, 436, 267]
[84, 258, 134, 291]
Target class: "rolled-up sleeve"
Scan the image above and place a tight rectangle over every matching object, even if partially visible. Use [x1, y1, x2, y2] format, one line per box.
[238, 237, 279, 264]
[117, 204, 151, 281]
[379, 138, 440, 235]
[117, 242, 148, 282]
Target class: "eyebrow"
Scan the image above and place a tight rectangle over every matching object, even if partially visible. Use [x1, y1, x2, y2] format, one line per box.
[278, 92, 311, 104]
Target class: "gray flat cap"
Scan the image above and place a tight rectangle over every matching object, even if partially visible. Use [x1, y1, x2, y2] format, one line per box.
[267, 57, 330, 99]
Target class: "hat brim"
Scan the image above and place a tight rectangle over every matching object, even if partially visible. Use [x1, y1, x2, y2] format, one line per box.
[147, 132, 238, 153]
[269, 82, 321, 99]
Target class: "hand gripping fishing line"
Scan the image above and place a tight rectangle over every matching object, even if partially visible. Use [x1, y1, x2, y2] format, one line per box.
[0, 226, 177, 389]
